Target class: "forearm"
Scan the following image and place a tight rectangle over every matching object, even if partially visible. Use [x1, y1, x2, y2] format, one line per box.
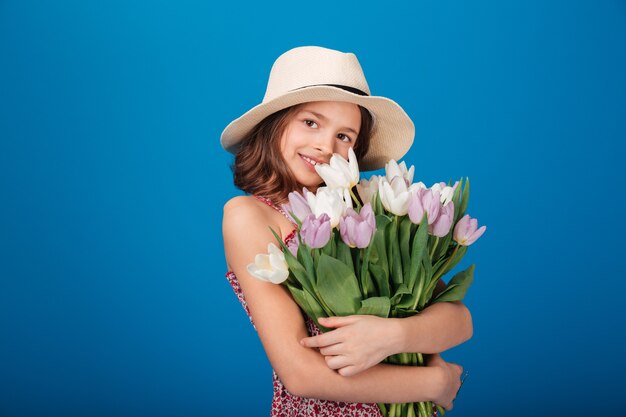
[287, 346, 440, 403]
[396, 301, 473, 354]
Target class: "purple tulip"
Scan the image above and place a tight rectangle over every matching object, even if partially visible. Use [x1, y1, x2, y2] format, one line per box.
[301, 213, 332, 248]
[286, 233, 300, 257]
[429, 201, 455, 237]
[408, 188, 441, 225]
[339, 203, 376, 248]
[453, 214, 487, 246]
[282, 191, 312, 224]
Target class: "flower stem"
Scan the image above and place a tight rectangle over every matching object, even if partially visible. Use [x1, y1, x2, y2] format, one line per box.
[429, 236, 439, 259]
[349, 187, 362, 210]
[432, 244, 459, 282]
[418, 402, 429, 417]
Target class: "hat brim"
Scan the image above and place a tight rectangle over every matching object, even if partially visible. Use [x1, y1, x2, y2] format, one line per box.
[220, 85, 414, 171]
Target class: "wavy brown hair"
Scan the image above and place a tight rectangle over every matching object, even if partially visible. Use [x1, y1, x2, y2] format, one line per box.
[232, 102, 373, 203]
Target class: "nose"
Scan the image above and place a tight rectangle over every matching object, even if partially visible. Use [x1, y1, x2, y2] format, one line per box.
[314, 131, 335, 158]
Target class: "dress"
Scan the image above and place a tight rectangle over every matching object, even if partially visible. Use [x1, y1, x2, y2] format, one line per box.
[224, 195, 436, 417]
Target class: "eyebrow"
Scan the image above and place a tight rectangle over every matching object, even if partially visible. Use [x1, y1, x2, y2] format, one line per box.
[300, 110, 359, 135]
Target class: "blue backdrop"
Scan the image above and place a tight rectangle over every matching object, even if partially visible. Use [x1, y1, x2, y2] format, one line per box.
[1, 1, 625, 416]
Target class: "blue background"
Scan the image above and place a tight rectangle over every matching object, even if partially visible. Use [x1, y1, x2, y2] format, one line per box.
[1, 1, 625, 416]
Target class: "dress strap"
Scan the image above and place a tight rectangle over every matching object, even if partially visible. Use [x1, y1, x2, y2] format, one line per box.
[253, 195, 297, 226]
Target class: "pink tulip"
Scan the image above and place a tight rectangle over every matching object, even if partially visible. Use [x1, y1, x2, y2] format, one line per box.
[453, 214, 487, 246]
[408, 188, 441, 225]
[301, 213, 332, 248]
[429, 201, 455, 237]
[286, 233, 300, 257]
[282, 191, 312, 223]
[339, 203, 376, 248]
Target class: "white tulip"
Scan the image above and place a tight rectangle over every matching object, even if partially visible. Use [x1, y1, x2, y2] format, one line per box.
[409, 181, 427, 194]
[306, 186, 352, 228]
[356, 175, 380, 205]
[315, 147, 360, 189]
[246, 243, 289, 284]
[385, 159, 415, 186]
[430, 183, 455, 206]
[378, 176, 411, 216]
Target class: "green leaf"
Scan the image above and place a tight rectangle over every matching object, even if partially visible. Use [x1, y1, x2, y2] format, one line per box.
[302, 288, 333, 330]
[387, 216, 403, 287]
[376, 213, 392, 229]
[392, 307, 419, 317]
[268, 227, 309, 290]
[284, 209, 303, 228]
[287, 286, 330, 330]
[297, 242, 316, 287]
[406, 214, 429, 293]
[390, 283, 412, 305]
[369, 215, 391, 296]
[433, 264, 475, 303]
[321, 232, 337, 257]
[373, 191, 384, 216]
[359, 245, 373, 298]
[269, 227, 291, 254]
[361, 270, 376, 299]
[399, 216, 413, 285]
[435, 232, 452, 261]
[287, 285, 313, 316]
[336, 237, 354, 274]
[459, 177, 470, 222]
[369, 263, 390, 297]
[435, 245, 468, 279]
[357, 297, 391, 318]
[316, 254, 362, 316]
[417, 249, 434, 307]
[432, 249, 449, 272]
[283, 254, 306, 290]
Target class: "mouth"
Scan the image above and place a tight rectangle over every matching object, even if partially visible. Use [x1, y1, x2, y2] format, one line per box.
[299, 154, 325, 172]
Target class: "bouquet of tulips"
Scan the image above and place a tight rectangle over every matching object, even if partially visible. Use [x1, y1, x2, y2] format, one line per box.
[247, 148, 486, 417]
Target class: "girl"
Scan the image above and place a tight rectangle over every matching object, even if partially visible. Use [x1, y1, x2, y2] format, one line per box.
[221, 46, 472, 417]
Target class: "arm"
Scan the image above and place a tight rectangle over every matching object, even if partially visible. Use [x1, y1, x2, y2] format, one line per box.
[300, 280, 473, 376]
[223, 197, 461, 405]
[398, 279, 473, 354]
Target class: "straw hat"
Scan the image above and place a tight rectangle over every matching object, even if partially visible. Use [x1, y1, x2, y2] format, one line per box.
[220, 46, 415, 171]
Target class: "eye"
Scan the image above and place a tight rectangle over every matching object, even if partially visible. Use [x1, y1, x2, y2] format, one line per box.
[304, 119, 318, 128]
[337, 133, 353, 143]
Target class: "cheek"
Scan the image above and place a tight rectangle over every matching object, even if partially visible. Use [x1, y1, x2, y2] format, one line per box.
[335, 143, 353, 159]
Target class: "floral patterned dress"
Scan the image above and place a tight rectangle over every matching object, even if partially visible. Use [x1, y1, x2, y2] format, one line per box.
[224, 195, 436, 417]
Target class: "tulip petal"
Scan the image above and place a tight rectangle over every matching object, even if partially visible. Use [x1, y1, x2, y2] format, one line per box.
[466, 225, 487, 245]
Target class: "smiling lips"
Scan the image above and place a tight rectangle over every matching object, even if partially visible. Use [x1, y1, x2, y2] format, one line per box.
[299, 154, 325, 172]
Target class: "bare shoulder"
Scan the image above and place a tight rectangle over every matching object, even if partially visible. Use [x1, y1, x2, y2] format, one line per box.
[223, 195, 260, 215]
[222, 195, 284, 243]
[223, 195, 270, 228]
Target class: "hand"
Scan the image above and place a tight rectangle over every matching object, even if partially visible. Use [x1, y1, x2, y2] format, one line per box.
[300, 315, 400, 377]
[425, 353, 463, 411]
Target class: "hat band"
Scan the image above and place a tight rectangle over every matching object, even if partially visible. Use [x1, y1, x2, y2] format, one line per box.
[290, 84, 369, 96]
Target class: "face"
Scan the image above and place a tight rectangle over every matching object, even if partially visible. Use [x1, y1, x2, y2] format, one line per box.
[279, 101, 361, 191]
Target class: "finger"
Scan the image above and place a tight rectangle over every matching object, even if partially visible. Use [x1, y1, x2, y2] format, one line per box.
[337, 365, 359, 377]
[300, 330, 344, 348]
[454, 364, 464, 376]
[324, 355, 352, 370]
[319, 343, 344, 356]
[318, 315, 359, 328]
[435, 401, 451, 412]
